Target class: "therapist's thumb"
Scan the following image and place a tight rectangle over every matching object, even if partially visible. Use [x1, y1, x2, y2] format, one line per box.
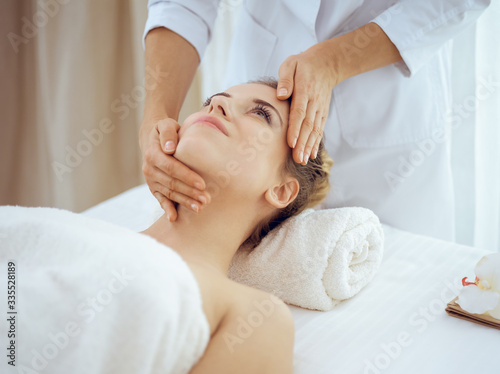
[158, 118, 180, 154]
[277, 57, 296, 100]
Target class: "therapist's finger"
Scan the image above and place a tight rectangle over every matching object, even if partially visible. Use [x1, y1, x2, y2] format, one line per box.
[150, 156, 208, 205]
[158, 118, 180, 154]
[311, 118, 325, 159]
[294, 101, 317, 164]
[288, 92, 308, 153]
[303, 111, 323, 163]
[146, 146, 206, 191]
[142, 150, 208, 213]
[153, 192, 177, 221]
[277, 57, 297, 100]
[152, 166, 211, 205]
[154, 182, 203, 215]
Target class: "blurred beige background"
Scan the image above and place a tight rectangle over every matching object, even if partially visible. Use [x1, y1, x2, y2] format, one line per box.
[0, 0, 210, 213]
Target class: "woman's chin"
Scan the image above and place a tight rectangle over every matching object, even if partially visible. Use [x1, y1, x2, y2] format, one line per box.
[174, 136, 226, 175]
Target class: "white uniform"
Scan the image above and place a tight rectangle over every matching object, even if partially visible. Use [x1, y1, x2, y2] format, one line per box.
[143, 0, 490, 241]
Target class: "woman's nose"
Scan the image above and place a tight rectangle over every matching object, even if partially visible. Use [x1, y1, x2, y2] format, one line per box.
[209, 96, 230, 119]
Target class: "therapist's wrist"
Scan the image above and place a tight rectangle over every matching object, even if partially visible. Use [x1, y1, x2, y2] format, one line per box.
[305, 38, 345, 89]
[329, 22, 402, 82]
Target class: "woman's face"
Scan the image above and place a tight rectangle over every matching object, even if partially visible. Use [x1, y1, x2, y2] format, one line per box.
[175, 83, 291, 197]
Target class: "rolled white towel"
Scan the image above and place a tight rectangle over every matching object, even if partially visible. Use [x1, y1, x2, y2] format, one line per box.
[228, 207, 384, 311]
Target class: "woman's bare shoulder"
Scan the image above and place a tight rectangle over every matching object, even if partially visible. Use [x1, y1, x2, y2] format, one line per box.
[185, 259, 293, 340]
[224, 277, 288, 316]
[190, 276, 295, 374]
[220, 278, 295, 351]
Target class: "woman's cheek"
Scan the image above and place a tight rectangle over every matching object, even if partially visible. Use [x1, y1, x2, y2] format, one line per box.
[237, 126, 279, 160]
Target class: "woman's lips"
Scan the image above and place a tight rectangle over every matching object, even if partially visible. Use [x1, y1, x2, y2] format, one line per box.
[193, 115, 229, 136]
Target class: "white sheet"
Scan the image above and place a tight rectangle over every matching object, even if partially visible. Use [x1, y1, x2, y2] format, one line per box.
[83, 184, 500, 374]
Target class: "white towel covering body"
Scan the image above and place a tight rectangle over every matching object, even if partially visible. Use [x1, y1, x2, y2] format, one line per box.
[0, 206, 209, 374]
[228, 207, 384, 311]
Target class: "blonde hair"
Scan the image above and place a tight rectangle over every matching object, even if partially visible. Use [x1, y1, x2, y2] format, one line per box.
[241, 78, 334, 249]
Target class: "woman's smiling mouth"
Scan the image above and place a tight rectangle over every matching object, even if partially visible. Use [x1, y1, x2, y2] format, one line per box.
[193, 115, 229, 136]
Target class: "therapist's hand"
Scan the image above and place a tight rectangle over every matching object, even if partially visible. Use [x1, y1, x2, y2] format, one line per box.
[140, 118, 210, 221]
[277, 23, 403, 165]
[277, 41, 340, 165]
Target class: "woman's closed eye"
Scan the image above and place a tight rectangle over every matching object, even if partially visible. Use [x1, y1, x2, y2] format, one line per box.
[202, 97, 212, 107]
[203, 96, 273, 126]
[251, 104, 272, 125]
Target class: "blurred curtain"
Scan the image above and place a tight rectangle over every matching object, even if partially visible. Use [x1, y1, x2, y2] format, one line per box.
[450, 1, 500, 252]
[0, 0, 144, 212]
[0, 0, 203, 212]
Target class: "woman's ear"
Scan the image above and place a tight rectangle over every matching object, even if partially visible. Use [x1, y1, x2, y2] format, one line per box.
[264, 176, 299, 209]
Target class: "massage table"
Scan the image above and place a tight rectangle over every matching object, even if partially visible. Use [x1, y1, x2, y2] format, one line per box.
[83, 184, 500, 374]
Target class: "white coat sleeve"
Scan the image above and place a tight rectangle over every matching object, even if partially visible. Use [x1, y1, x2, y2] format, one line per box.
[370, 0, 491, 77]
[142, 0, 220, 59]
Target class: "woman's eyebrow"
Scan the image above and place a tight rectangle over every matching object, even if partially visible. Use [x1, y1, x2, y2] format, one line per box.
[253, 99, 283, 127]
[205, 92, 231, 104]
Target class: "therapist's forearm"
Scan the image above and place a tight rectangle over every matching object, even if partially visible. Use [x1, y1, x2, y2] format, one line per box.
[328, 22, 402, 82]
[142, 27, 200, 130]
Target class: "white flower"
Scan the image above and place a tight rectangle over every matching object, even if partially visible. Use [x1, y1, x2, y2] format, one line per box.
[457, 253, 500, 319]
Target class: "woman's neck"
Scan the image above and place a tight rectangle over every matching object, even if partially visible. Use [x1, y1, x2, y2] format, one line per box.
[141, 195, 263, 276]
